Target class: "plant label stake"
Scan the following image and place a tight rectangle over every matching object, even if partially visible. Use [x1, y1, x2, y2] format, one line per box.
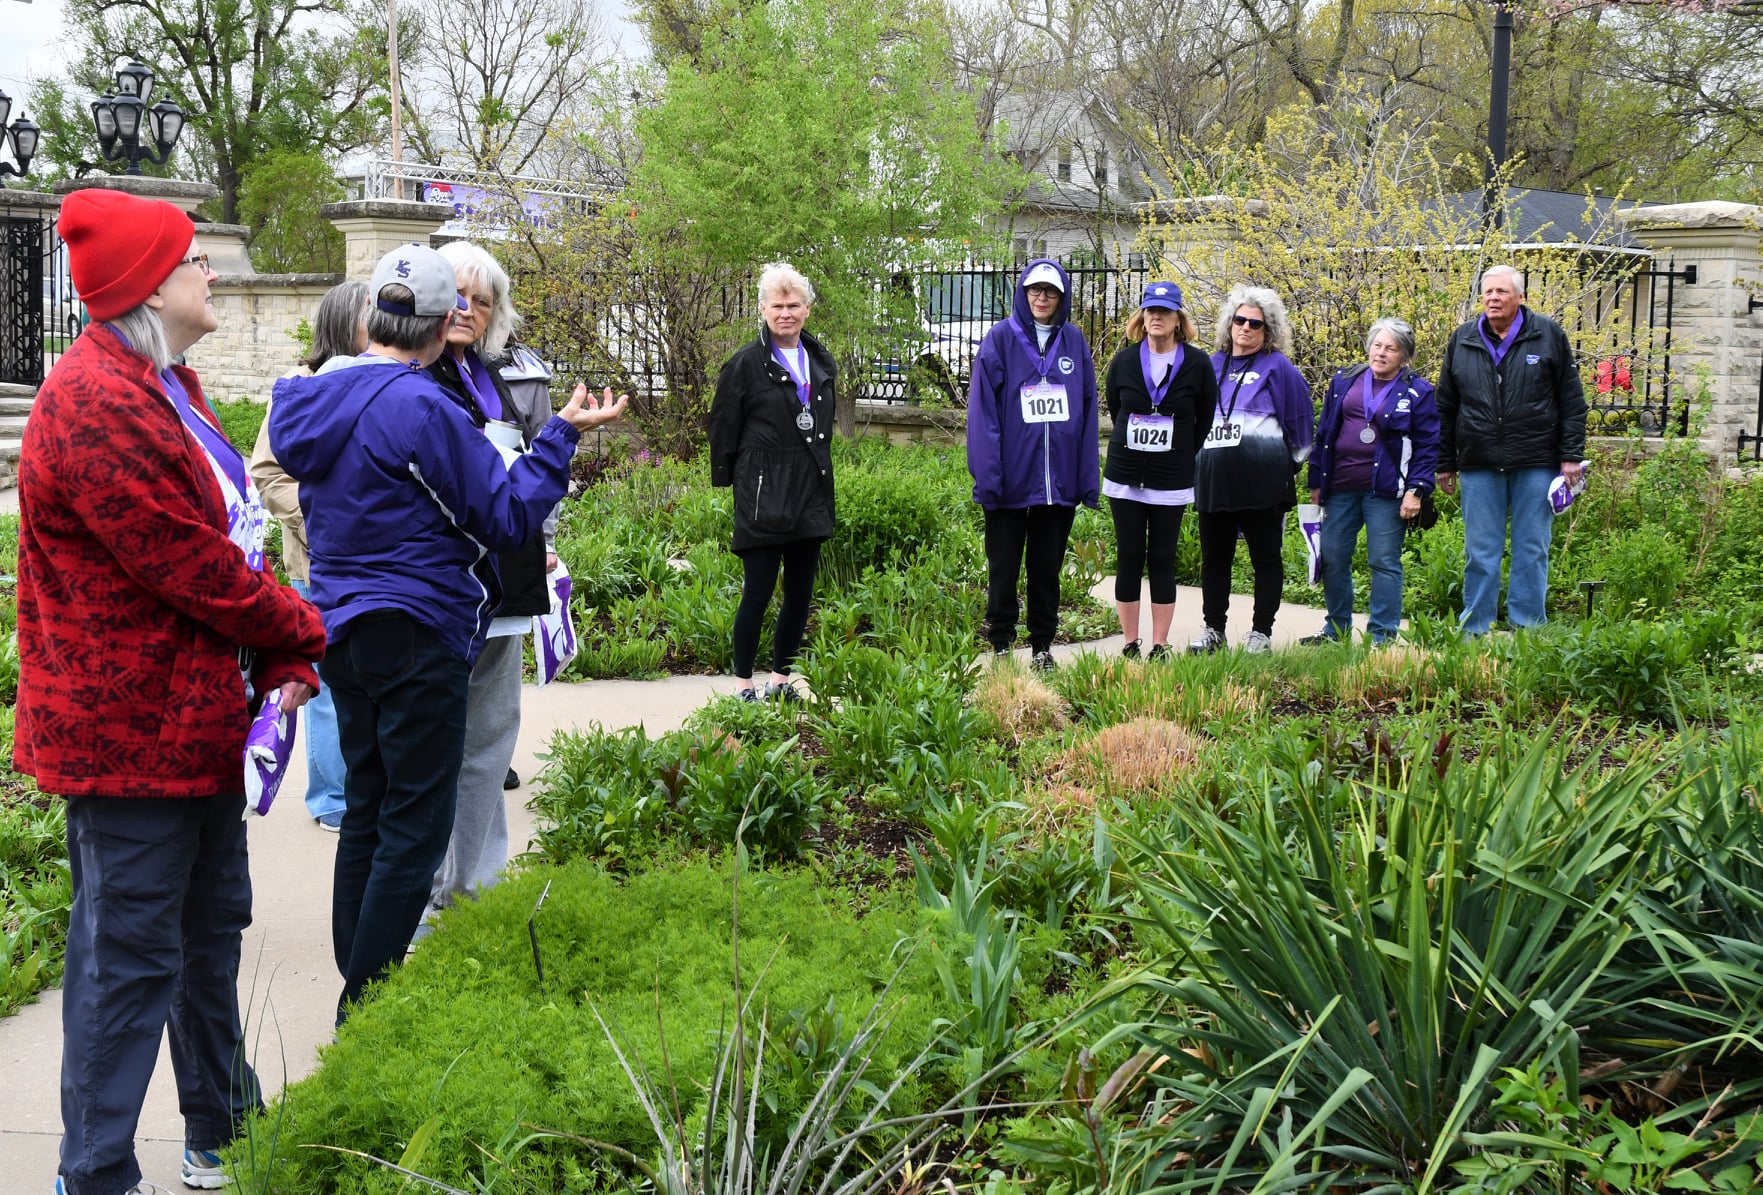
[1580, 579, 1605, 620]
[528, 879, 553, 988]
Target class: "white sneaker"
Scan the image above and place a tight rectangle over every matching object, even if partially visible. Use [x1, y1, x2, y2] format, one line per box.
[1188, 627, 1226, 654]
[182, 1147, 231, 1188]
[1243, 630, 1274, 655]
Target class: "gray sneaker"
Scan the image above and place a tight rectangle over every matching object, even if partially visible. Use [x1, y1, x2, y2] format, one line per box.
[1243, 630, 1274, 654]
[1188, 627, 1226, 654]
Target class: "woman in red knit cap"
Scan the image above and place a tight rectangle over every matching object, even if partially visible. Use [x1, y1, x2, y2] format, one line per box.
[14, 188, 327, 1195]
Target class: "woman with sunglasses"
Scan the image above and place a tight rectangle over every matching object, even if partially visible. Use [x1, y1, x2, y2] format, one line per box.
[1190, 285, 1312, 654]
[1101, 281, 1216, 659]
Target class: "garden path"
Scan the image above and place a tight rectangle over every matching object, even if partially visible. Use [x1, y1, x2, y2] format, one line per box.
[0, 580, 1331, 1190]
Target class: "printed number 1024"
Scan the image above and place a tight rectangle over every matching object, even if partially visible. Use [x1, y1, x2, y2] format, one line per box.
[1129, 425, 1170, 448]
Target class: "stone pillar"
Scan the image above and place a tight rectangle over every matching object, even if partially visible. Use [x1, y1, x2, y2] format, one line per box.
[185, 273, 344, 402]
[1616, 202, 1763, 462]
[51, 175, 220, 215]
[194, 223, 254, 277]
[319, 199, 453, 280]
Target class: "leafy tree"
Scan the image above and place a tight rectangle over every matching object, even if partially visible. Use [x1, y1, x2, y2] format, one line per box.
[236, 149, 346, 273]
[27, 0, 384, 236]
[629, 0, 1020, 434]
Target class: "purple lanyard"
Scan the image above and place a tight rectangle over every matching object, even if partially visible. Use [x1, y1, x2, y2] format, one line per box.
[1008, 316, 1059, 381]
[1213, 351, 1261, 421]
[458, 349, 503, 422]
[1140, 341, 1182, 411]
[1360, 372, 1401, 425]
[772, 343, 811, 407]
[159, 368, 248, 498]
[1478, 310, 1524, 366]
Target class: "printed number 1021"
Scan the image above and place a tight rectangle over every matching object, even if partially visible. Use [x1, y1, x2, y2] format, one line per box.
[1029, 396, 1065, 417]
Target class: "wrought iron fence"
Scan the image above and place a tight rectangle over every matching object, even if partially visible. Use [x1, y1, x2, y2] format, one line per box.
[0, 197, 78, 388]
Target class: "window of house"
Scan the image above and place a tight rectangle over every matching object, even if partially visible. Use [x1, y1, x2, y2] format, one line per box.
[1057, 146, 1071, 182]
[1094, 148, 1109, 189]
[1013, 237, 1029, 262]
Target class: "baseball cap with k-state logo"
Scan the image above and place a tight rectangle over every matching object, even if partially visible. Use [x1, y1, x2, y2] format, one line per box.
[370, 244, 469, 317]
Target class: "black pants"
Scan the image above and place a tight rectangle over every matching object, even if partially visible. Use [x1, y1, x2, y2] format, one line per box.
[984, 504, 1077, 652]
[1110, 498, 1185, 605]
[732, 539, 822, 678]
[322, 613, 470, 1020]
[1197, 507, 1286, 636]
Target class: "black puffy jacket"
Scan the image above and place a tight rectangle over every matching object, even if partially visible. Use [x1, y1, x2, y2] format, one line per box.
[1436, 307, 1587, 473]
[708, 328, 836, 553]
[1102, 339, 1218, 492]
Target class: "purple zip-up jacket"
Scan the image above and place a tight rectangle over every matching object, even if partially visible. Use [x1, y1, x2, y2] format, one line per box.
[967, 259, 1100, 510]
[1308, 364, 1440, 500]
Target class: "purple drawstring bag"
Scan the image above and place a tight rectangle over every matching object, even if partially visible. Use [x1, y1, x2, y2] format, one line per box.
[1297, 503, 1324, 585]
[243, 688, 299, 818]
[1547, 461, 1592, 517]
[533, 561, 578, 685]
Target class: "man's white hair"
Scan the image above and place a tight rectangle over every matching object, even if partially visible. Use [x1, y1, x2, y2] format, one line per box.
[1480, 264, 1526, 297]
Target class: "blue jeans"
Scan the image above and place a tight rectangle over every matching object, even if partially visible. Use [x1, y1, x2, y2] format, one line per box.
[292, 579, 346, 822]
[322, 613, 470, 1020]
[1320, 490, 1405, 643]
[60, 794, 259, 1195]
[1458, 467, 1555, 634]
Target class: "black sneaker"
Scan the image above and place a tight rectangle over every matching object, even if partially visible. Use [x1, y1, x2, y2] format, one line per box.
[1122, 639, 1142, 660]
[1030, 649, 1057, 674]
[503, 767, 520, 790]
[765, 680, 803, 703]
[736, 687, 761, 702]
[1298, 631, 1337, 647]
[1147, 643, 1171, 662]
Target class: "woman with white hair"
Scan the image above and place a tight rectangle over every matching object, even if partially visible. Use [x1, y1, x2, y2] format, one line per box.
[1191, 284, 1313, 654]
[707, 262, 836, 701]
[1302, 317, 1439, 645]
[423, 239, 558, 918]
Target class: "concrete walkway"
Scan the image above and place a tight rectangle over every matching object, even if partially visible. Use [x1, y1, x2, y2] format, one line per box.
[0, 581, 1334, 1189]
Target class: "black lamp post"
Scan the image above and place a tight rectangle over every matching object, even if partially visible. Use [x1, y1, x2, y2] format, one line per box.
[89, 59, 185, 175]
[0, 87, 42, 179]
[1482, 1, 1514, 232]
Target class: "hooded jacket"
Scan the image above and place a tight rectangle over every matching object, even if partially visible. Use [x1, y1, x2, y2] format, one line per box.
[15, 324, 325, 798]
[1435, 306, 1586, 473]
[1308, 364, 1441, 500]
[268, 355, 579, 664]
[708, 327, 837, 553]
[1102, 337, 1218, 492]
[967, 260, 1100, 510]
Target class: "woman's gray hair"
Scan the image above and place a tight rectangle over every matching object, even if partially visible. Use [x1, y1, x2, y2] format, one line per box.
[1212, 284, 1294, 355]
[438, 241, 519, 359]
[1480, 264, 1526, 296]
[758, 262, 815, 308]
[1365, 317, 1416, 363]
[303, 280, 369, 371]
[107, 305, 173, 372]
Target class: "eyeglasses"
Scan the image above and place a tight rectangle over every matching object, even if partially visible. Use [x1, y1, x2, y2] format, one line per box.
[1231, 314, 1265, 330]
[180, 253, 211, 273]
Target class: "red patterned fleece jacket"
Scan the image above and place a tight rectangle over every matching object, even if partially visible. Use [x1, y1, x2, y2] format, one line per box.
[14, 325, 326, 798]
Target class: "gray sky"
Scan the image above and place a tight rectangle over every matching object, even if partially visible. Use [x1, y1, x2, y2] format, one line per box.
[0, 0, 68, 100]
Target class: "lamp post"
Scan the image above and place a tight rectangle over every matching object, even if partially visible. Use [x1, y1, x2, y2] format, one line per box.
[1482, 1, 1514, 232]
[88, 58, 185, 175]
[0, 87, 42, 178]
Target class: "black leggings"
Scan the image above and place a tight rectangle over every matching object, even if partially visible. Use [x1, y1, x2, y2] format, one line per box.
[732, 540, 822, 679]
[1197, 507, 1285, 635]
[1110, 498, 1185, 605]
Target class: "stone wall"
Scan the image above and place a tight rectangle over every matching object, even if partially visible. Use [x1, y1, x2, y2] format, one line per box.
[186, 275, 342, 401]
[1616, 203, 1763, 463]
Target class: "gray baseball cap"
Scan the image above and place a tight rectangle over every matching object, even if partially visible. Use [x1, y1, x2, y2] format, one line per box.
[369, 244, 467, 317]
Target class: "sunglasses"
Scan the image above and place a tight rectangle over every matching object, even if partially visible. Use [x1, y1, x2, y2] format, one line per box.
[1231, 314, 1266, 330]
[181, 253, 211, 272]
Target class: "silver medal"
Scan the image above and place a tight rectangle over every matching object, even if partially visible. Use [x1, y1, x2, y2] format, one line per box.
[1359, 427, 1376, 444]
[796, 410, 815, 431]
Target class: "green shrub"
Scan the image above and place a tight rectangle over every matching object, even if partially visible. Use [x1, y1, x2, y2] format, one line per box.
[209, 398, 269, 453]
[0, 796, 71, 1016]
[1510, 611, 1741, 717]
[820, 467, 955, 588]
[1589, 524, 1687, 619]
[233, 860, 948, 1194]
[1404, 517, 1465, 621]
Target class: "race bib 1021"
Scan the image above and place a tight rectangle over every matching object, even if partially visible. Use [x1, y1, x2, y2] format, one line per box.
[1020, 380, 1070, 424]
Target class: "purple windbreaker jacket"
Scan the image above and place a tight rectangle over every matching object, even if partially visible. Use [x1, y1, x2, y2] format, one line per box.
[967, 259, 1100, 510]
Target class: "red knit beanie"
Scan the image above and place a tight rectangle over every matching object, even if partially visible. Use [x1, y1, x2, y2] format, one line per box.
[58, 189, 197, 322]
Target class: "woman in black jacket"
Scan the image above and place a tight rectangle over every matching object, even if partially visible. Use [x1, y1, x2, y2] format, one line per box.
[1102, 282, 1217, 659]
[707, 262, 836, 702]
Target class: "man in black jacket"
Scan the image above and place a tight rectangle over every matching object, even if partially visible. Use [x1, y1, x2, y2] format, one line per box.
[1436, 265, 1587, 635]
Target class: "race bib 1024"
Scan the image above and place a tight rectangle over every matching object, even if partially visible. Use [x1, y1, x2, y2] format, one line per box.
[1020, 380, 1070, 424]
[1126, 412, 1174, 452]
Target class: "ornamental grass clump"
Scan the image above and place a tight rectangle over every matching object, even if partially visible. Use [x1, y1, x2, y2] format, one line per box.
[1110, 728, 1690, 1190]
[1060, 719, 1203, 799]
[971, 660, 1070, 747]
[1331, 641, 1436, 707]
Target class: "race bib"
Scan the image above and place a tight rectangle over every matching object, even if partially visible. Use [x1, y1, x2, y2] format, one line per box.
[1019, 380, 1070, 424]
[1203, 417, 1243, 449]
[1126, 412, 1174, 453]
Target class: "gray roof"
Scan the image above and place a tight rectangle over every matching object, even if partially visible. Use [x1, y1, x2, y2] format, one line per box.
[1438, 188, 1662, 248]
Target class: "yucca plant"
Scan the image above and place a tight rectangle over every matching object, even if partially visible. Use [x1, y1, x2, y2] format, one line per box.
[1109, 728, 1683, 1191]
